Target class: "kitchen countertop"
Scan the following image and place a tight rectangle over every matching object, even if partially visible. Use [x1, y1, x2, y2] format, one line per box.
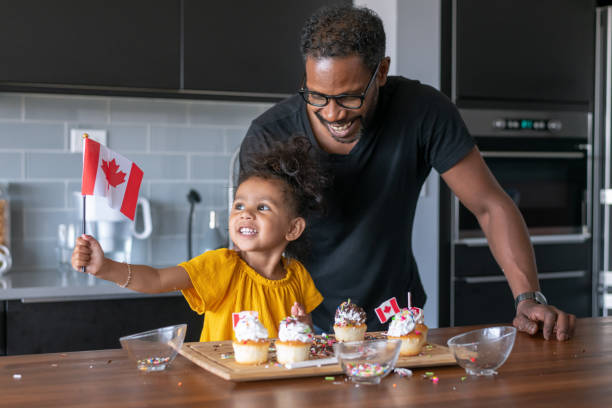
[1, 317, 610, 408]
[0, 267, 180, 301]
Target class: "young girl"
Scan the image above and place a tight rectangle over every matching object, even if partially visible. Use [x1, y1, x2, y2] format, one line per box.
[71, 136, 328, 342]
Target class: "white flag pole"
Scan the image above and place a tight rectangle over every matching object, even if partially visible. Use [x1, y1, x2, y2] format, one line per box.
[81, 133, 89, 274]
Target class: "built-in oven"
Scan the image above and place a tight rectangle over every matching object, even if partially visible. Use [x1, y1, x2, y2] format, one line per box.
[454, 109, 592, 245]
[449, 109, 593, 326]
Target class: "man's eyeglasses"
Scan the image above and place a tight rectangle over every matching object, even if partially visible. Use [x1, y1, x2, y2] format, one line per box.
[298, 61, 381, 110]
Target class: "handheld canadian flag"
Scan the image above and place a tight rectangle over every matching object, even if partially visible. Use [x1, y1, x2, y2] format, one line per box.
[81, 137, 144, 221]
[374, 297, 401, 324]
[232, 311, 259, 328]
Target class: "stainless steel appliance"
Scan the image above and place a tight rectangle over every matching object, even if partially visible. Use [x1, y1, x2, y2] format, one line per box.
[441, 0, 597, 326]
[593, 6, 612, 317]
[449, 110, 593, 326]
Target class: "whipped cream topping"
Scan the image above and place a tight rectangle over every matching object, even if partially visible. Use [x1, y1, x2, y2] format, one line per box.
[334, 299, 366, 326]
[409, 307, 425, 324]
[234, 314, 268, 342]
[278, 316, 313, 343]
[387, 309, 416, 337]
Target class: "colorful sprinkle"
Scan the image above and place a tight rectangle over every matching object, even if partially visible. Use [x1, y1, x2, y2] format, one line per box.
[432, 376, 439, 384]
[325, 376, 335, 381]
[461, 376, 467, 381]
[177, 382, 183, 387]
[136, 356, 171, 368]
[344, 362, 389, 377]
[470, 357, 476, 363]
[425, 371, 434, 376]
[12, 374, 22, 380]
[220, 353, 234, 359]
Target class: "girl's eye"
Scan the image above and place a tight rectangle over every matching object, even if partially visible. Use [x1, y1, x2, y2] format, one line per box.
[257, 204, 270, 211]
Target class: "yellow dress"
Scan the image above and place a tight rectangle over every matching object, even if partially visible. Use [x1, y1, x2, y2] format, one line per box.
[180, 248, 323, 342]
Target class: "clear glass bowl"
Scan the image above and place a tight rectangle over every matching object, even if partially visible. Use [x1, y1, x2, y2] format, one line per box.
[333, 339, 401, 384]
[119, 324, 187, 372]
[447, 326, 517, 376]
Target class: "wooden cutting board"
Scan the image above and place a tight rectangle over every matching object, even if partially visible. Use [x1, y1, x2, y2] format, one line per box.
[179, 332, 456, 382]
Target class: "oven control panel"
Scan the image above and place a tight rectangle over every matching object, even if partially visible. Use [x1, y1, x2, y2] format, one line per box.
[460, 109, 588, 138]
[492, 118, 562, 132]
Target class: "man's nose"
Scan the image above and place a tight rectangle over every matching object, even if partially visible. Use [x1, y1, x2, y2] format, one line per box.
[320, 99, 347, 122]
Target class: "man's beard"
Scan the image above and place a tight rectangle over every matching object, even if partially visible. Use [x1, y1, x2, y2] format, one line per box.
[315, 94, 378, 145]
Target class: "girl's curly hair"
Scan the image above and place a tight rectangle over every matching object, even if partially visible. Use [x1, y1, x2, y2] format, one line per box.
[238, 136, 329, 261]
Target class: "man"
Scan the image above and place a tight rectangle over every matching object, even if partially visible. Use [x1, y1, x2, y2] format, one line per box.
[239, 4, 575, 340]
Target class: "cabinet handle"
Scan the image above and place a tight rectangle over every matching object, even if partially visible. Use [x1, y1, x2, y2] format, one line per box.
[455, 233, 591, 246]
[481, 151, 585, 159]
[459, 270, 586, 284]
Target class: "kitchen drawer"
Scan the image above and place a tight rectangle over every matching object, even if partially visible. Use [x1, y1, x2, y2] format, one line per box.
[454, 242, 591, 278]
[453, 275, 592, 326]
[5, 296, 202, 355]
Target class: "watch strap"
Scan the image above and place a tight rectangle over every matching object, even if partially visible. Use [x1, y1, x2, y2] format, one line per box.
[514, 291, 547, 309]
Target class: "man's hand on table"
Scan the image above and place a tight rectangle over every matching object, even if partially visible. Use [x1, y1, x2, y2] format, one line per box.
[513, 301, 576, 341]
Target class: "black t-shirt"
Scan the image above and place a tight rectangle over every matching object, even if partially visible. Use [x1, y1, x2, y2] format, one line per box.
[240, 76, 474, 331]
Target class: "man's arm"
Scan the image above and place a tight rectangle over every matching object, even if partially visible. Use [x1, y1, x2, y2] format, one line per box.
[441, 147, 576, 341]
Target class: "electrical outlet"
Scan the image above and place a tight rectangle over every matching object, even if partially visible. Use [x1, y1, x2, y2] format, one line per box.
[70, 129, 107, 152]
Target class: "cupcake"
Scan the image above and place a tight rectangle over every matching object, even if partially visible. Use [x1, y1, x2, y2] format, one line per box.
[232, 313, 270, 364]
[275, 316, 314, 364]
[409, 306, 429, 347]
[386, 308, 424, 356]
[333, 299, 367, 342]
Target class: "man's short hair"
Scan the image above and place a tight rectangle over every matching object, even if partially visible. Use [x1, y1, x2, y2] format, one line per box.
[300, 4, 385, 71]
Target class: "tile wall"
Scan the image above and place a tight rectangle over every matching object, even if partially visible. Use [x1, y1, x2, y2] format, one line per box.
[0, 93, 272, 271]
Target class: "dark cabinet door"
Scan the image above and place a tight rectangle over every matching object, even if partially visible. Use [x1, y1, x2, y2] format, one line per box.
[0, 0, 180, 89]
[5, 296, 202, 355]
[182, 0, 350, 97]
[455, 0, 594, 108]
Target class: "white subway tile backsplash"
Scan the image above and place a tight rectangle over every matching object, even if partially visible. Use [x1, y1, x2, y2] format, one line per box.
[149, 181, 228, 208]
[151, 125, 224, 152]
[0, 122, 64, 149]
[0, 94, 22, 119]
[23, 209, 73, 239]
[189, 101, 267, 126]
[26, 152, 82, 179]
[9, 181, 65, 209]
[25, 95, 108, 122]
[0, 91, 267, 270]
[129, 153, 188, 180]
[0, 152, 24, 179]
[225, 128, 247, 154]
[110, 98, 188, 124]
[70, 123, 149, 151]
[190, 155, 231, 180]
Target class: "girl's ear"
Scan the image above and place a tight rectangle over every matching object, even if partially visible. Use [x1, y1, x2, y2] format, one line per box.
[285, 217, 306, 242]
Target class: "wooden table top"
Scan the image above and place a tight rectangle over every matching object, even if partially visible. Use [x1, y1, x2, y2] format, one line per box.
[1, 317, 612, 408]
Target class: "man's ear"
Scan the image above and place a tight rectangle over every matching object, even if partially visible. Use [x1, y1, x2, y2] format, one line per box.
[285, 217, 306, 242]
[378, 56, 391, 86]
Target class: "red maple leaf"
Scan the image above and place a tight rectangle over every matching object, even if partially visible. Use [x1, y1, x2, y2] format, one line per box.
[101, 158, 127, 188]
[384, 306, 391, 314]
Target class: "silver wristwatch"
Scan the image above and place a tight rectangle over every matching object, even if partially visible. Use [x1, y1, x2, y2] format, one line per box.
[514, 291, 547, 309]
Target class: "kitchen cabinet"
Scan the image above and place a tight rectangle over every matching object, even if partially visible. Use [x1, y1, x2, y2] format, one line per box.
[0, 0, 348, 101]
[4, 296, 202, 355]
[182, 0, 348, 97]
[0, 0, 180, 90]
[452, 0, 595, 110]
[452, 243, 592, 326]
